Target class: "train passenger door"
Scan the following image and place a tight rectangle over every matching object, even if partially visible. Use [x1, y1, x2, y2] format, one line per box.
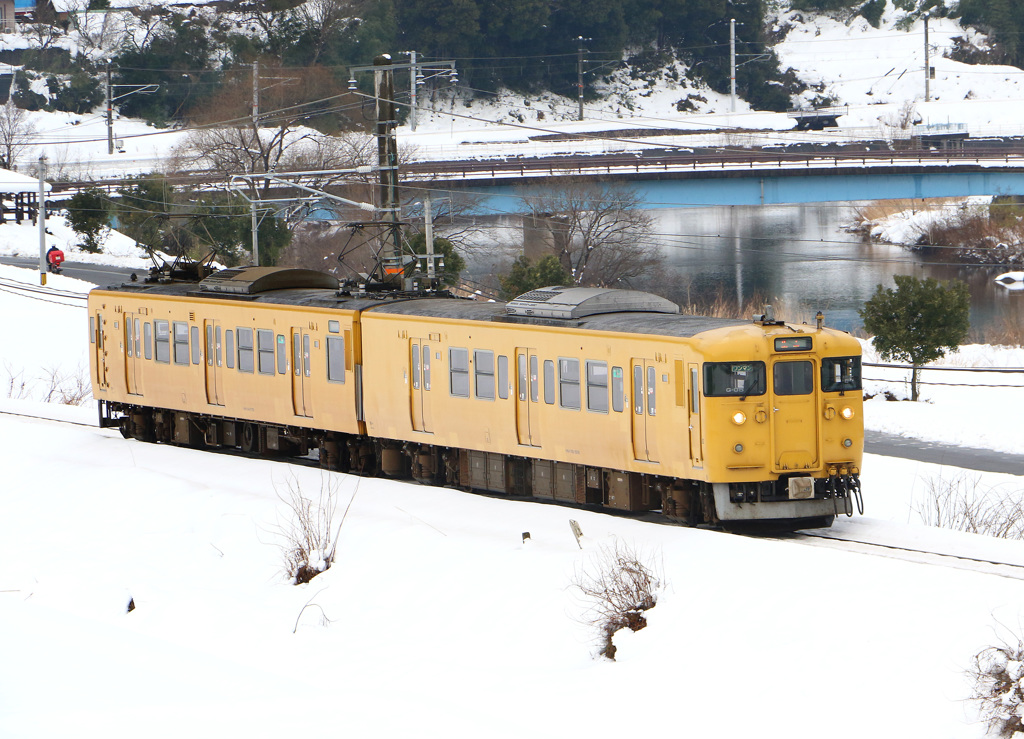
[770, 359, 819, 471]
[291, 328, 313, 417]
[515, 348, 541, 447]
[630, 359, 659, 462]
[92, 311, 108, 391]
[204, 320, 224, 406]
[410, 340, 433, 433]
[688, 364, 703, 468]
[124, 313, 142, 395]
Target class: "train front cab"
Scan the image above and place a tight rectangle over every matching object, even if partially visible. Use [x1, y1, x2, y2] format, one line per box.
[696, 328, 863, 525]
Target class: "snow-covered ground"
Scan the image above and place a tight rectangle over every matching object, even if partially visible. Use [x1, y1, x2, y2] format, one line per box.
[1, 258, 1024, 738]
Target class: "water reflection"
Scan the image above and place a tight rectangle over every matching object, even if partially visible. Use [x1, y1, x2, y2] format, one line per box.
[645, 203, 1019, 336]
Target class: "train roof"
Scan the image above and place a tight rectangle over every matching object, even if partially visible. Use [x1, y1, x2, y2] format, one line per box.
[92, 267, 748, 339]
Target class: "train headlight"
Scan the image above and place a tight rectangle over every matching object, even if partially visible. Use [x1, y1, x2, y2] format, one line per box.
[731, 411, 746, 425]
[840, 406, 854, 420]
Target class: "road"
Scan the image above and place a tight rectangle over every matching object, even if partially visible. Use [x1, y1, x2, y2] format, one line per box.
[0, 256, 142, 286]
[866, 431, 1023, 475]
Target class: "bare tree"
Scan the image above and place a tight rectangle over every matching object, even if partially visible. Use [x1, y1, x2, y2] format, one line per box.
[0, 102, 37, 171]
[517, 179, 661, 287]
[296, 0, 355, 64]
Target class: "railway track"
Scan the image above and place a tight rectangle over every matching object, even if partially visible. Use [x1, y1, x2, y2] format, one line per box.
[6, 405, 1024, 581]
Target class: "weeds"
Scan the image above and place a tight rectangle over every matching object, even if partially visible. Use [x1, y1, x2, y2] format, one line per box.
[970, 624, 1024, 737]
[276, 472, 353, 585]
[572, 540, 663, 660]
[914, 473, 1024, 540]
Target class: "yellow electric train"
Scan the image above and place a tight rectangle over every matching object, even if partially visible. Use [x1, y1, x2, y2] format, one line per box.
[88, 266, 863, 528]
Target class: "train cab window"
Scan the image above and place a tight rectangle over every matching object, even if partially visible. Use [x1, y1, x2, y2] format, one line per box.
[586, 361, 608, 413]
[173, 322, 189, 365]
[497, 355, 509, 400]
[190, 325, 201, 365]
[773, 360, 814, 396]
[611, 366, 624, 412]
[257, 330, 275, 375]
[449, 347, 470, 397]
[237, 328, 254, 373]
[474, 350, 495, 400]
[327, 336, 345, 383]
[144, 322, 152, 360]
[704, 362, 766, 398]
[821, 356, 861, 393]
[155, 320, 170, 363]
[225, 330, 235, 369]
[276, 334, 287, 374]
[559, 358, 581, 410]
[543, 360, 555, 405]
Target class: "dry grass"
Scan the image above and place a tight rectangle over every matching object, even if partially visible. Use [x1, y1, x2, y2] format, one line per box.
[677, 291, 821, 326]
[572, 540, 663, 660]
[276, 472, 356, 585]
[970, 627, 1024, 738]
[914, 473, 1024, 540]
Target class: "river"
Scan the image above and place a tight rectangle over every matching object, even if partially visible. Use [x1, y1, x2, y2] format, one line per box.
[645, 202, 1019, 338]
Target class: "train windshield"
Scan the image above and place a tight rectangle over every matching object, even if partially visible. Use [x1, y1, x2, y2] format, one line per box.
[704, 362, 766, 398]
[821, 356, 861, 393]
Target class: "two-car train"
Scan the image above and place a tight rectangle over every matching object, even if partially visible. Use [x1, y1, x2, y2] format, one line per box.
[87, 266, 863, 528]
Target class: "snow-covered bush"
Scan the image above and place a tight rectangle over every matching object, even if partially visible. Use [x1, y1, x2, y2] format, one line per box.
[572, 540, 663, 660]
[276, 472, 344, 585]
[971, 632, 1024, 737]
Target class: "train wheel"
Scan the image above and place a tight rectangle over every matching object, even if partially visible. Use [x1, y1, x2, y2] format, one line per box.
[240, 422, 257, 453]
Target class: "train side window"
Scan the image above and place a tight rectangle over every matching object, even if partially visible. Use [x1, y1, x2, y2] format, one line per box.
[559, 358, 581, 410]
[474, 349, 495, 400]
[449, 347, 470, 397]
[276, 334, 287, 374]
[303, 335, 310, 377]
[327, 336, 345, 383]
[774, 361, 813, 396]
[144, 322, 152, 360]
[134, 318, 141, 358]
[293, 334, 302, 376]
[190, 325, 201, 365]
[647, 366, 657, 416]
[217, 327, 223, 367]
[690, 367, 699, 413]
[173, 322, 189, 365]
[543, 360, 555, 404]
[89, 316, 95, 344]
[125, 320, 133, 358]
[611, 366, 624, 412]
[586, 361, 608, 413]
[529, 355, 539, 403]
[237, 328, 254, 373]
[411, 343, 420, 389]
[257, 329, 275, 375]
[225, 330, 235, 369]
[497, 355, 509, 400]
[422, 345, 431, 390]
[154, 320, 170, 363]
[821, 356, 861, 393]
[633, 365, 643, 414]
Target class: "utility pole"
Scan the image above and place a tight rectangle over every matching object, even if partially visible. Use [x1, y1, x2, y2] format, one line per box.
[424, 191, 435, 281]
[252, 60, 259, 127]
[923, 13, 931, 103]
[409, 50, 417, 132]
[106, 62, 113, 155]
[37, 155, 46, 285]
[730, 18, 737, 113]
[374, 54, 402, 271]
[577, 36, 585, 121]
